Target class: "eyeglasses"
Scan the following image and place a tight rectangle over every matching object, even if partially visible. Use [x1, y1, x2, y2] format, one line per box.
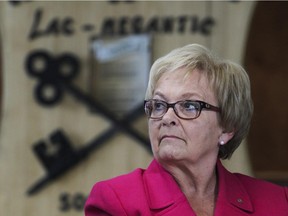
[144, 99, 220, 120]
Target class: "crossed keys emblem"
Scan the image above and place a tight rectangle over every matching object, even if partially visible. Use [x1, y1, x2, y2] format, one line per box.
[25, 49, 151, 196]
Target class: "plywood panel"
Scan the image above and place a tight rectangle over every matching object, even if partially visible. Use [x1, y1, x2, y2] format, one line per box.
[211, 1, 256, 175]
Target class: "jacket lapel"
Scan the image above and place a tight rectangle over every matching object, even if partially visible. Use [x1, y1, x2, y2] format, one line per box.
[215, 160, 254, 215]
[143, 160, 196, 215]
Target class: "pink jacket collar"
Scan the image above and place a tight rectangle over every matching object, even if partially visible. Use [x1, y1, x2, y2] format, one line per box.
[143, 159, 254, 214]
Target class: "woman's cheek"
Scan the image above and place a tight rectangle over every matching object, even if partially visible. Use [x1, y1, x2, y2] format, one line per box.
[148, 122, 160, 150]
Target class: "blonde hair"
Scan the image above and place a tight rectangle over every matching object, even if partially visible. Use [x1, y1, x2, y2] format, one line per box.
[145, 44, 253, 159]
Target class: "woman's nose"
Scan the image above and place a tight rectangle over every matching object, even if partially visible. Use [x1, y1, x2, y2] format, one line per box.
[161, 107, 178, 126]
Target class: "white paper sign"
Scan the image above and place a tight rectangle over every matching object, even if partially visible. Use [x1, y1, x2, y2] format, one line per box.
[91, 34, 151, 117]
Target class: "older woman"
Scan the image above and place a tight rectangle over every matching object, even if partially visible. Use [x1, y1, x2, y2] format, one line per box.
[85, 44, 288, 216]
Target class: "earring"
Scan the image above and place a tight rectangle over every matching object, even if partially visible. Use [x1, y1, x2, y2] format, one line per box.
[219, 140, 225, 145]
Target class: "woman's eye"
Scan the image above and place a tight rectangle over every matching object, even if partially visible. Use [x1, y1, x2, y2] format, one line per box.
[183, 102, 197, 111]
[154, 102, 165, 110]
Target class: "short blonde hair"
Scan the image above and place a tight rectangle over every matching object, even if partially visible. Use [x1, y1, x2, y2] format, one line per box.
[145, 44, 253, 159]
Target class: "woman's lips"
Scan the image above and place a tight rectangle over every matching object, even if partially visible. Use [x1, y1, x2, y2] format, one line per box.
[160, 135, 183, 142]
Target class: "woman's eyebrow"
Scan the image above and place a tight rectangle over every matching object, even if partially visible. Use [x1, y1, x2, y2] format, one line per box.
[153, 91, 204, 100]
[153, 91, 165, 98]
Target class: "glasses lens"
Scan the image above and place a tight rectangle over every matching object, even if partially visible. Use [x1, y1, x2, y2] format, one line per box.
[176, 101, 200, 119]
[145, 100, 167, 118]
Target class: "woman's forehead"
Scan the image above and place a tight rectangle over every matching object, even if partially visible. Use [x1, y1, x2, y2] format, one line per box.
[153, 68, 214, 101]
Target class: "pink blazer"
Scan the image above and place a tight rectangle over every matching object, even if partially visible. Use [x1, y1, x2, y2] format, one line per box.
[85, 159, 288, 215]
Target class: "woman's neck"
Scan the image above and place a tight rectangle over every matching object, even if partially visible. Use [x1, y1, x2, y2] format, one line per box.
[159, 157, 218, 215]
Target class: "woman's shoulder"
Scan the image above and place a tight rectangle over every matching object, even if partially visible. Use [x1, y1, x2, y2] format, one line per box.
[86, 167, 151, 214]
[92, 159, 161, 190]
[234, 172, 288, 198]
[218, 160, 288, 207]
[93, 167, 146, 190]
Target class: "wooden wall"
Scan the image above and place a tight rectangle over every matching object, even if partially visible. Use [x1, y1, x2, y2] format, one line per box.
[0, 1, 255, 215]
[245, 1, 288, 183]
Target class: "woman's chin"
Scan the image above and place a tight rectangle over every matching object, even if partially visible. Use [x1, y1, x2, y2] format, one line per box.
[157, 144, 185, 162]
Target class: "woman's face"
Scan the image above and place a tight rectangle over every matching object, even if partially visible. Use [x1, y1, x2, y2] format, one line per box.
[148, 68, 229, 165]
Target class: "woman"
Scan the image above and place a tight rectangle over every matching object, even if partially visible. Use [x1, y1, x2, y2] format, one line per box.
[85, 44, 288, 216]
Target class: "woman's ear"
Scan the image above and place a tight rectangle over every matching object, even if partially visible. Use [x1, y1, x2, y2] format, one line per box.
[219, 130, 235, 145]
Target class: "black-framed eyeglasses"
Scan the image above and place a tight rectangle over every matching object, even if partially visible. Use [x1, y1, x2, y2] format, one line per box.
[144, 99, 220, 120]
